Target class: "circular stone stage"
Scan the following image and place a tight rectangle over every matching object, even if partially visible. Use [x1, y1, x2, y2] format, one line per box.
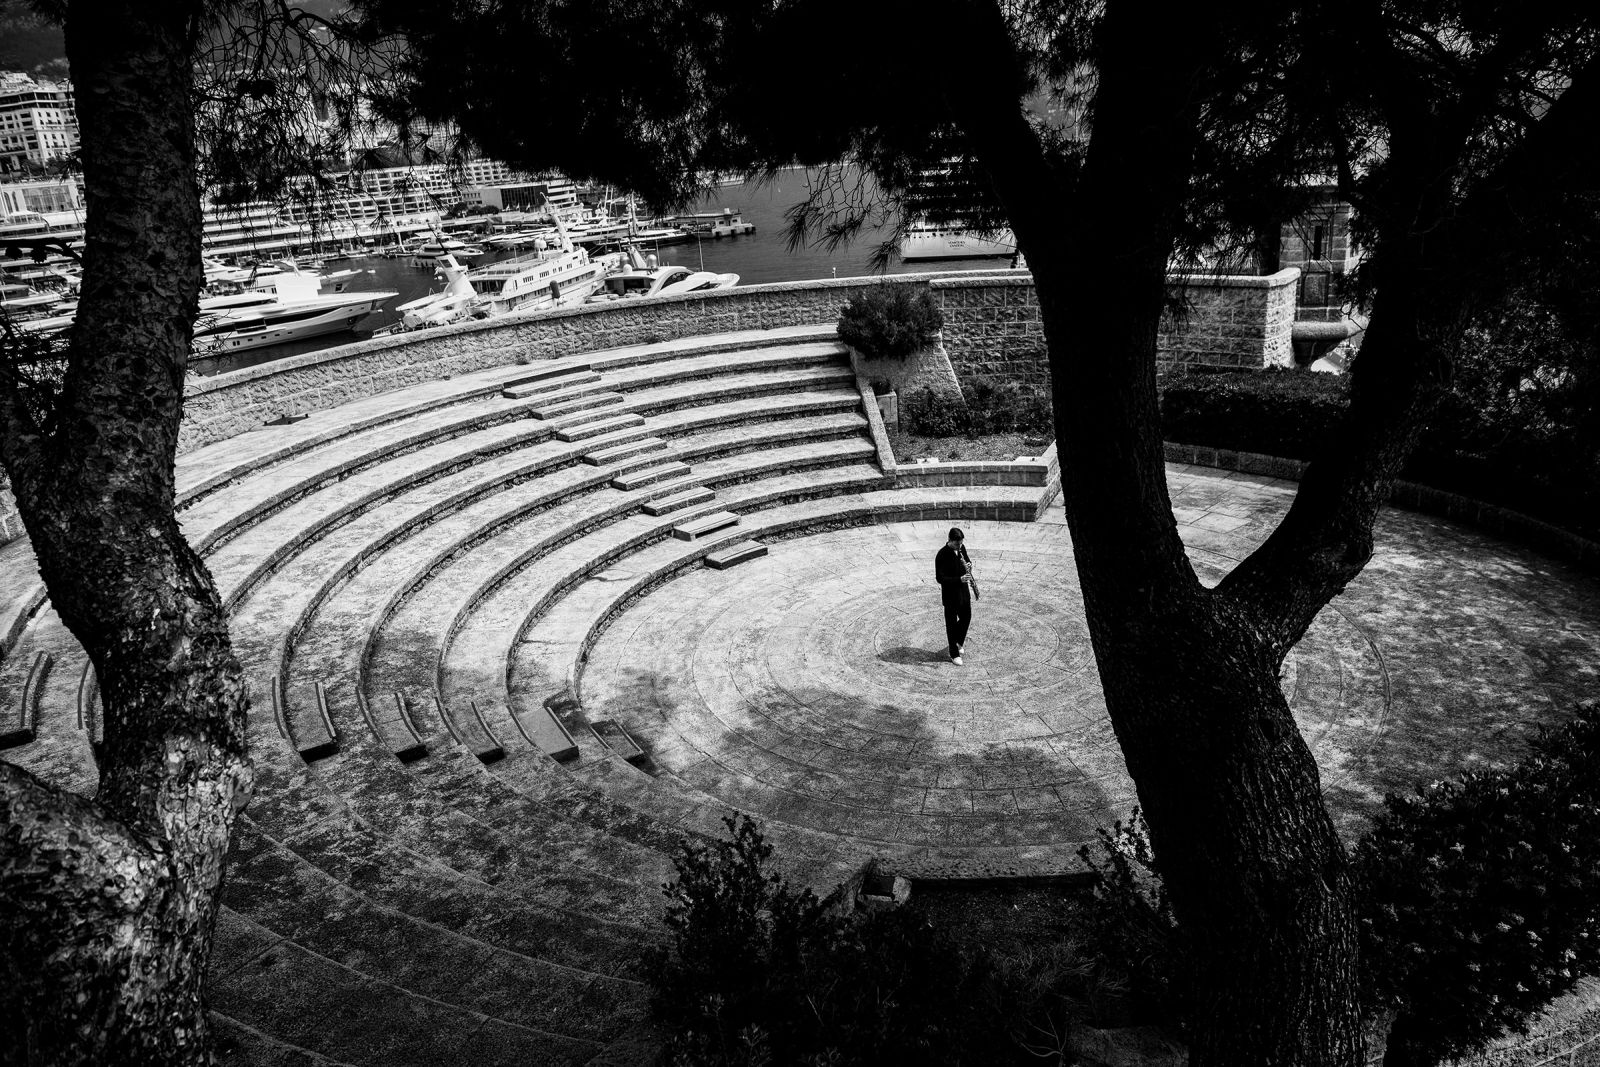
[582, 468, 1600, 863]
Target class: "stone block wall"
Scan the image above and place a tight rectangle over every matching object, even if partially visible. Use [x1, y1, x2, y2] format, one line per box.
[182, 276, 883, 453]
[930, 268, 1299, 385]
[1159, 269, 1299, 369]
[0, 477, 21, 547]
[180, 267, 1299, 453]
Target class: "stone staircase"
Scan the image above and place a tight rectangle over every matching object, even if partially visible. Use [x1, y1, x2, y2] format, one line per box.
[0, 324, 1059, 1065]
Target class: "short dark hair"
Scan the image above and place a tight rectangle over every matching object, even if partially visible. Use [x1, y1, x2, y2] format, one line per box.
[948, 527, 964, 542]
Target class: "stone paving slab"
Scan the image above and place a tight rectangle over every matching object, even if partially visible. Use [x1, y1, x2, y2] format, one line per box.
[583, 471, 1600, 857]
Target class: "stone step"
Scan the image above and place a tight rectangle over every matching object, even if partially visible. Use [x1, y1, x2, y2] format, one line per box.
[357, 689, 427, 763]
[584, 437, 668, 467]
[531, 391, 624, 421]
[591, 720, 645, 763]
[1, 650, 49, 749]
[501, 370, 601, 399]
[705, 540, 769, 570]
[432, 691, 504, 763]
[672, 510, 740, 541]
[641, 486, 715, 516]
[556, 412, 646, 443]
[275, 676, 338, 761]
[512, 691, 580, 762]
[503, 360, 595, 389]
[611, 462, 692, 491]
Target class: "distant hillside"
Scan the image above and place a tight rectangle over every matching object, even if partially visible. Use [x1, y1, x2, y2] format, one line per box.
[0, 0, 64, 76]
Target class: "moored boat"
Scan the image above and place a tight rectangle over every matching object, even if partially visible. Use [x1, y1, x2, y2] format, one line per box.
[191, 272, 396, 354]
[900, 222, 1016, 260]
[672, 208, 755, 238]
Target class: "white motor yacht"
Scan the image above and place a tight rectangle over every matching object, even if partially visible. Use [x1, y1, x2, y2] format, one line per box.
[411, 239, 485, 262]
[900, 222, 1016, 260]
[0, 282, 63, 316]
[587, 247, 733, 302]
[390, 256, 480, 331]
[466, 220, 621, 317]
[192, 271, 397, 354]
[655, 270, 740, 297]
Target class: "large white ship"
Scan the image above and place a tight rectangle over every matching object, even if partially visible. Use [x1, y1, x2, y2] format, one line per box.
[900, 222, 1016, 261]
[192, 272, 396, 354]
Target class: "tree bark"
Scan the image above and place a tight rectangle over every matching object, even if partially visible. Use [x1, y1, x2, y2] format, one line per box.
[0, 3, 254, 1064]
[950, 3, 1365, 1063]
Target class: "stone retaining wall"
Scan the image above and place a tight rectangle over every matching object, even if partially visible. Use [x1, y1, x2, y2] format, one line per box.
[931, 268, 1300, 386]
[180, 269, 1301, 454]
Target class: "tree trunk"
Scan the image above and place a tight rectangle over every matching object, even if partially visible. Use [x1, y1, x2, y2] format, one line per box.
[0, 3, 254, 1064]
[949, 2, 1367, 1061]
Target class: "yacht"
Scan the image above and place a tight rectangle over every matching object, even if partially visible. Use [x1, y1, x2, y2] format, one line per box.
[655, 270, 740, 297]
[465, 228, 620, 317]
[588, 261, 695, 301]
[191, 272, 396, 354]
[0, 281, 63, 316]
[391, 256, 480, 331]
[410, 239, 486, 263]
[672, 209, 755, 238]
[900, 222, 1017, 260]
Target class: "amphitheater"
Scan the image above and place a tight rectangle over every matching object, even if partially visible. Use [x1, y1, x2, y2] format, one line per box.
[3, 271, 1599, 1065]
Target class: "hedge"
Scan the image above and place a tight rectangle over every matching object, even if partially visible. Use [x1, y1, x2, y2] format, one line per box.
[1159, 368, 1600, 542]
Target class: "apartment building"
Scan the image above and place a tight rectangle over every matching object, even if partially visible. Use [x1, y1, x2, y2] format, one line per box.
[0, 72, 79, 171]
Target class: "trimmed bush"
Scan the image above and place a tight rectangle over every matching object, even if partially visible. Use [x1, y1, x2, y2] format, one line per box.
[1158, 366, 1600, 539]
[904, 377, 1054, 438]
[646, 814, 1068, 1066]
[837, 285, 944, 361]
[1159, 367, 1347, 460]
[1357, 702, 1600, 1067]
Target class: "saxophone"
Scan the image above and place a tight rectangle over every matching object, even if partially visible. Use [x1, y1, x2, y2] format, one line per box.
[962, 546, 981, 601]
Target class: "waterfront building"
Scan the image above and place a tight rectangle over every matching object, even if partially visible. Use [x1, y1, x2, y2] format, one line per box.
[0, 72, 78, 172]
[0, 175, 82, 218]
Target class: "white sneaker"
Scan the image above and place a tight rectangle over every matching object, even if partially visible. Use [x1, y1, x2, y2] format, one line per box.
[956, 645, 964, 655]
[951, 655, 963, 665]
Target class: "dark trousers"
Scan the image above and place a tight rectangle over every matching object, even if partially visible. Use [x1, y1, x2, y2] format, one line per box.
[943, 596, 971, 657]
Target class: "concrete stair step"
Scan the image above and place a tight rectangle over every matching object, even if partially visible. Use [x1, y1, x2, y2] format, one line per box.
[641, 486, 715, 516]
[513, 693, 580, 763]
[503, 360, 594, 388]
[583, 437, 668, 467]
[433, 691, 505, 763]
[357, 689, 428, 763]
[501, 370, 601, 399]
[249, 689, 669, 932]
[556, 413, 645, 443]
[220, 822, 650, 1047]
[532, 391, 624, 421]
[590, 721, 645, 764]
[672, 511, 740, 541]
[1, 650, 48, 749]
[611, 462, 692, 491]
[705, 540, 769, 569]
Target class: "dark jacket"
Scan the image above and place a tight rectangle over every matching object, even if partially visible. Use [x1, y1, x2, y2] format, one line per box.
[935, 543, 971, 605]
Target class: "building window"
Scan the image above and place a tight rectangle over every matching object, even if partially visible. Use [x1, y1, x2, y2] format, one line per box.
[1312, 224, 1326, 260]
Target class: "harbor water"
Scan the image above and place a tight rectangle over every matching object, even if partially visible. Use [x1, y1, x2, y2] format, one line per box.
[190, 172, 1011, 377]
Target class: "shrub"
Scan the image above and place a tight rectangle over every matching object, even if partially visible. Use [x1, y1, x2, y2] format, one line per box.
[1158, 367, 1348, 460]
[903, 377, 1054, 439]
[837, 285, 943, 361]
[1356, 702, 1600, 1067]
[1074, 809, 1187, 1029]
[646, 814, 1061, 1066]
[1158, 361, 1600, 539]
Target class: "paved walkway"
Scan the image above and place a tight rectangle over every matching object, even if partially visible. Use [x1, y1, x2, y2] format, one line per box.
[583, 463, 1600, 847]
